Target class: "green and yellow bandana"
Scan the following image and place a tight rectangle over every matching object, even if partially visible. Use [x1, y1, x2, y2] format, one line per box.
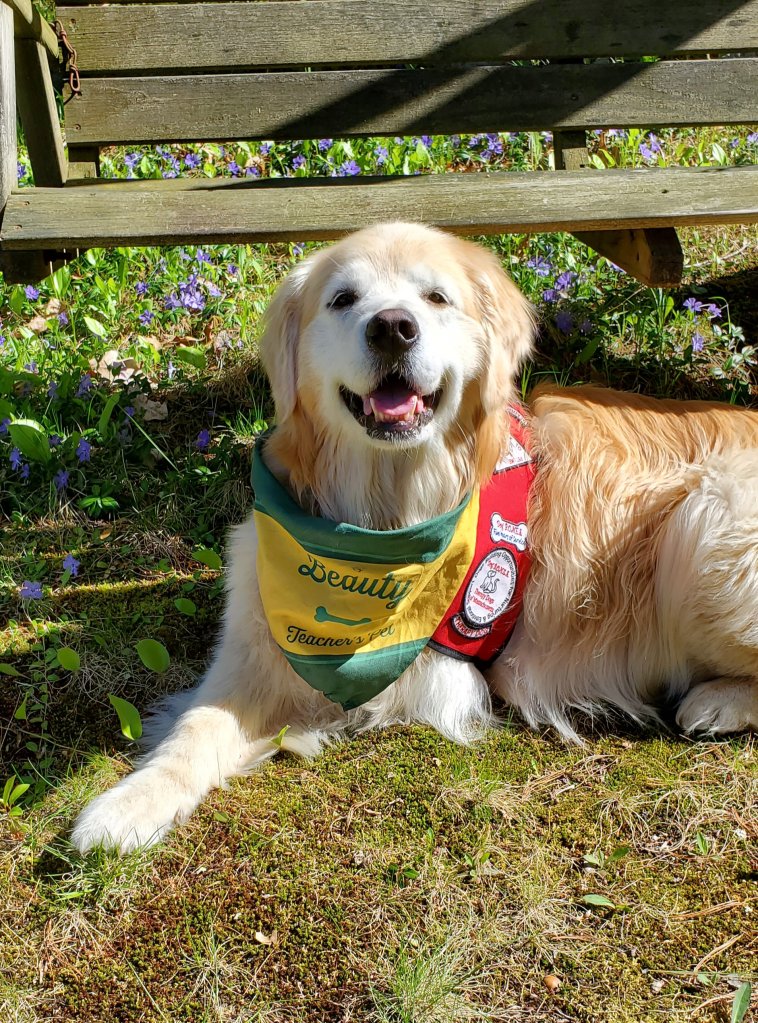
[252, 437, 478, 709]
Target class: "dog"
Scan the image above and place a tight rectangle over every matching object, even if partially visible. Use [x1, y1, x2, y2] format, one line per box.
[72, 222, 758, 853]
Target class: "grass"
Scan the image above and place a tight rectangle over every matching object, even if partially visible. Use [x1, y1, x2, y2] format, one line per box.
[1, 125, 757, 1021]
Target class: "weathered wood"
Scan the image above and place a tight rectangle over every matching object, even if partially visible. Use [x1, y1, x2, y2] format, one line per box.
[553, 131, 590, 172]
[63, 58, 758, 146]
[66, 144, 99, 179]
[15, 37, 67, 187]
[574, 227, 685, 287]
[56, 0, 758, 72]
[4, 0, 59, 61]
[0, 4, 15, 211]
[3, 167, 756, 250]
[0, 248, 65, 283]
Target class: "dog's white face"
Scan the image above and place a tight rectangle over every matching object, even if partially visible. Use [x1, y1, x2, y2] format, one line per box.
[261, 222, 535, 458]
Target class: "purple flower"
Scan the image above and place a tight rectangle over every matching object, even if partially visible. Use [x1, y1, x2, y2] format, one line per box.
[167, 360, 176, 380]
[17, 161, 27, 181]
[292, 244, 305, 258]
[58, 311, 69, 326]
[683, 297, 704, 314]
[555, 311, 574, 334]
[527, 256, 552, 278]
[290, 154, 306, 171]
[20, 463, 30, 480]
[62, 554, 80, 577]
[647, 133, 662, 154]
[24, 360, 38, 374]
[421, 135, 433, 147]
[485, 132, 503, 155]
[729, 137, 740, 149]
[135, 281, 148, 296]
[748, 132, 758, 144]
[207, 283, 222, 298]
[162, 169, 178, 179]
[178, 276, 206, 312]
[0, 335, 4, 347]
[196, 249, 211, 264]
[184, 152, 201, 169]
[196, 429, 211, 451]
[20, 580, 43, 600]
[692, 332, 705, 353]
[76, 374, 93, 397]
[227, 264, 239, 276]
[338, 160, 361, 177]
[228, 161, 241, 176]
[245, 165, 261, 178]
[47, 380, 59, 399]
[374, 144, 389, 166]
[318, 138, 333, 151]
[124, 406, 135, 418]
[54, 469, 69, 490]
[705, 303, 722, 319]
[125, 152, 140, 170]
[76, 438, 92, 463]
[48, 434, 62, 448]
[542, 288, 559, 304]
[139, 310, 155, 326]
[555, 271, 578, 291]
[0, 418, 9, 435]
[639, 143, 654, 160]
[579, 318, 593, 335]
[9, 448, 23, 470]
[164, 293, 181, 311]
[25, 285, 40, 301]
[259, 142, 272, 156]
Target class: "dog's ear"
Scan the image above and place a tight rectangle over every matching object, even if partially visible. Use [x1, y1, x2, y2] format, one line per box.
[464, 245, 535, 414]
[260, 260, 313, 422]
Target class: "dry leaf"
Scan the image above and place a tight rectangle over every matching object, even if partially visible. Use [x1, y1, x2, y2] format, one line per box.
[28, 315, 49, 333]
[254, 930, 278, 946]
[45, 298, 62, 316]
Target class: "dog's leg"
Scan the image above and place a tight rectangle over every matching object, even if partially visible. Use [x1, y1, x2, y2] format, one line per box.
[657, 447, 758, 735]
[72, 518, 337, 854]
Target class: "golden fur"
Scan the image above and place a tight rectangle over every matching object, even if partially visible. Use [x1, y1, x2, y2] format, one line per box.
[71, 223, 758, 853]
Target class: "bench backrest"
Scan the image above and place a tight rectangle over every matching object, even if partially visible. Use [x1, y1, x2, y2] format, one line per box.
[57, 0, 758, 150]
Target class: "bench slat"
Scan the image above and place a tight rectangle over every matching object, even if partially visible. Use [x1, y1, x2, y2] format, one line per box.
[4, 167, 756, 249]
[57, 0, 758, 71]
[64, 59, 758, 146]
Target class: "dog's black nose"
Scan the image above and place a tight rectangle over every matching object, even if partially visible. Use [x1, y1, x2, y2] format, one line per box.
[366, 308, 419, 359]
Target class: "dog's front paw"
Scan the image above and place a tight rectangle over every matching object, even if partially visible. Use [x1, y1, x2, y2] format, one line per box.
[71, 769, 197, 854]
[676, 678, 758, 735]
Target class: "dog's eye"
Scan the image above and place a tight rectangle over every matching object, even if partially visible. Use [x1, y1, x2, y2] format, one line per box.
[329, 290, 357, 310]
[426, 290, 450, 305]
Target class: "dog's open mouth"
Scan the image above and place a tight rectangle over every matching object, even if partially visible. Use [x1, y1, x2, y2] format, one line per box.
[340, 371, 441, 440]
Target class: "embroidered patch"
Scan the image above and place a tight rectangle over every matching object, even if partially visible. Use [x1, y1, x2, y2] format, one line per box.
[495, 434, 532, 473]
[490, 513, 528, 551]
[462, 549, 518, 629]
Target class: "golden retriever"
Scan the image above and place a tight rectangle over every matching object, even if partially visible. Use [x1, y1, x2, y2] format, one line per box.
[72, 222, 758, 853]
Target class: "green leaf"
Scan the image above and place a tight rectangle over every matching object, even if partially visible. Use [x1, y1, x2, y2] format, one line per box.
[174, 598, 197, 616]
[0, 398, 13, 421]
[83, 315, 107, 337]
[7, 419, 51, 464]
[193, 547, 222, 570]
[0, 663, 23, 677]
[173, 346, 206, 371]
[135, 639, 170, 673]
[732, 982, 752, 1023]
[271, 725, 290, 749]
[97, 393, 120, 438]
[14, 696, 27, 720]
[608, 845, 631, 863]
[56, 647, 81, 672]
[108, 693, 143, 741]
[10, 286, 25, 315]
[581, 894, 616, 908]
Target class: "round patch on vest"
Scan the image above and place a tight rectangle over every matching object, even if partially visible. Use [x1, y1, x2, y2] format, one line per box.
[462, 549, 518, 628]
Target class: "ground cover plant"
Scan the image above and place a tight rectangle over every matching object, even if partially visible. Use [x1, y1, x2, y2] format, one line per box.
[1, 127, 757, 1022]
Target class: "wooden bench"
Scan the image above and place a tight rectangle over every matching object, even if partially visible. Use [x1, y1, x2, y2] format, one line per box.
[1, 0, 757, 286]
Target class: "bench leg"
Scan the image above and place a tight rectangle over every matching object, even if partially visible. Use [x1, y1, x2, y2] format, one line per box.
[0, 3, 16, 211]
[15, 35, 66, 187]
[572, 227, 684, 288]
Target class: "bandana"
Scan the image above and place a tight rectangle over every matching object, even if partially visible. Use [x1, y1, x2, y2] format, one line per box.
[253, 407, 533, 710]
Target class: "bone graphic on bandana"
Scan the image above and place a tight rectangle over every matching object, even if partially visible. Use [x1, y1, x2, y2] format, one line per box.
[490, 514, 528, 551]
[314, 606, 371, 627]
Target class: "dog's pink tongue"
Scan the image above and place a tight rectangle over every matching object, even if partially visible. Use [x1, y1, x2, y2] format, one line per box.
[363, 384, 423, 421]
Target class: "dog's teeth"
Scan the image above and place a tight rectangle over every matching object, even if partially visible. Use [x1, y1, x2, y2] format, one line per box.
[363, 396, 373, 416]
